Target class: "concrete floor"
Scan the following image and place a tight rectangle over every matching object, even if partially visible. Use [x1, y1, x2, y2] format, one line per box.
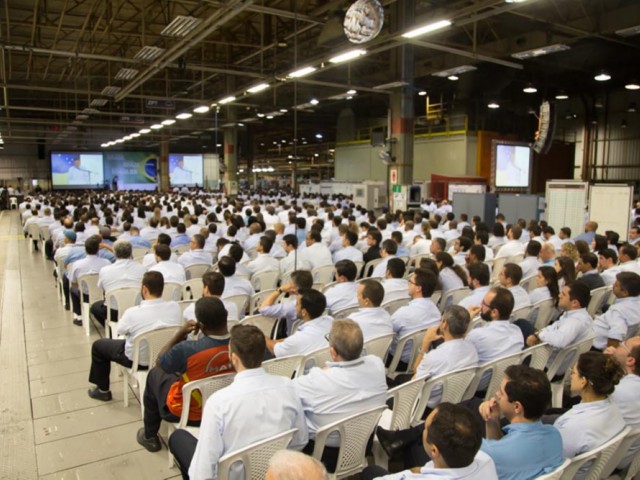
[0, 210, 179, 480]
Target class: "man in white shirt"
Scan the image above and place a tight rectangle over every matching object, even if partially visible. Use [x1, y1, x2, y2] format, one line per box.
[599, 248, 621, 286]
[304, 230, 333, 269]
[142, 234, 177, 268]
[619, 244, 640, 275]
[494, 225, 525, 260]
[332, 230, 363, 263]
[497, 263, 531, 312]
[519, 241, 541, 279]
[372, 239, 398, 278]
[542, 226, 563, 250]
[90, 240, 148, 325]
[183, 271, 239, 323]
[218, 256, 255, 298]
[67, 157, 91, 184]
[246, 236, 280, 275]
[169, 324, 308, 480]
[538, 241, 556, 266]
[87, 271, 182, 401]
[177, 234, 213, 268]
[293, 319, 387, 471]
[279, 234, 310, 274]
[349, 279, 393, 341]
[242, 222, 263, 252]
[324, 260, 359, 315]
[592, 272, 640, 350]
[170, 159, 193, 185]
[149, 244, 186, 284]
[629, 226, 640, 246]
[459, 263, 491, 309]
[381, 258, 409, 303]
[140, 218, 161, 243]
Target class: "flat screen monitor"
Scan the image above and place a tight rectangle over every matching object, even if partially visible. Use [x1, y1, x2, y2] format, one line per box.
[494, 143, 531, 188]
[104, 151, 158, 190]
[169, 153, 204, 187]
[51, 152, 104, 189]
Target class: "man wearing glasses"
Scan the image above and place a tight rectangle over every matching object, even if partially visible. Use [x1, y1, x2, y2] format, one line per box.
[593, 272, 640, 350]
[176, 234, 213, 267]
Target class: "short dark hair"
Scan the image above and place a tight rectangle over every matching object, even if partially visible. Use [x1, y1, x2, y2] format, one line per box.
[526, 240, 541, 257]
[335, 260, 357, 281]
[308, 230, 322, 243]
[458, 236, 472, 252]
[567, 280, 591, 308]
[230, 324, 265, 369]
[386, 257, 405, 278]
[344, 230, 357, 246]
[412, 268, 437, 298]
[367, 229, 382, 245]
[217, 256, 236, 277]
[469, 244, 485, 262]
[599, 248, 618, 263]
[192, 234, 205, 249]
[616, 272, 640, 297]
[143, 271, 164, 297]
[502, 263, 523, 285]
[259, 235, 273, 253]
[84, 235, 101, 255]
[509, 225, 522, 240]
[560, 227, 571, 237]
[177, 223, 186, 234]
[228, 244, 244, 263]
[291, 270, 313, 290]
[202, 271, 225, 296]
[427, 403, 483, 469]
[282, 234, 297, 249]
[381, 239, 397, 255]
[468, 263, 490, 286]
[300, 289, 327, 319]
[474, 230, 488, 245]
[360, 279, 384, 307]
[488, 287, 514, 319]
[432, 237, 446, 251]
[504, 365, 552, 419]
[155, 243, 171, 261]
[195, 296, 228, 329]
[581, 252, 598, 269]
[621, 244, 638, 260]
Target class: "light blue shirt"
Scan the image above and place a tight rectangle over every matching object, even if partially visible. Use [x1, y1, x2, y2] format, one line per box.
[349, 307, 393, 341]
[170, 233, 191, 247]
[189, 368, 309, 480]
[439, 267, 464, 294]
[538, 308, 593, 368]
[481, 421, 564, 480]
[390, 298, 441, 362]
[611, 374, 640, 468]
[528, 286, 550, 305]
[375, 450, 498, 480]
[324, 282, 359, 314]
[593, 296, 640, 349]
[273, 315, 333, 358]
[458, 286, 490, 309]
[509, 285, 531, 311]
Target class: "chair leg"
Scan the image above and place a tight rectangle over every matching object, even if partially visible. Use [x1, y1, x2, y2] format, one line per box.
[123, 367, 129, 408]
[550, 383, 564, 408]
[81, 303, 90, 337]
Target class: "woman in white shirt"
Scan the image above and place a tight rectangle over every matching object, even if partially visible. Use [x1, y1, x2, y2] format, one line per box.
[435, 252, 467, 294]
[529, 266, 559, 305]
[554, 351, 626, 480]
[555, 255, 576, 291]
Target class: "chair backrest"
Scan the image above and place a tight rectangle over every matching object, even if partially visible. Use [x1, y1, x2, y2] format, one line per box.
[28, 222, 41, 240]
[132, 247, 148, 260]
[333, 305, 360, 319]
[385, 376, 426, 430]
[261, 355, 303, 379]
[322, 281, 338, 293]
[130, 326, 181, 371]
[411, 367, 478, 424]
[39, 225, 51, 241]
[217, 428, 298, 480]
[78, 273, 102, 302]
[105, 287, 141, 321]
[177, 300, 195, 314]
[184, 263, 211, 280]
[311, 405, 386, 479]
[559, 426, 630, 480]
[546, 335, 595, 381]
[162, 282, 183, 301]
[279, 270, 294, 286]
[465, 350, 522, 402]
[381, 297, 410, 315]
[622, 432, 640, 480]
[507, 254, 524, 264]
[250, 289, 280, 314]
[438, 287, 470, 312]
[224, 294, 250, 319]
[296, 346, 332, 376]
[536, 459, 572, 480]
[600, 426, 640, 479]
[311, 264, 335, 285]
[466, 317, 486, 333]
[180, 372, 236, 427]
[353, 260, 365, 279]
[510, 305, 532, 322]
[245, 247, 258, 260]
[520, 343, 552, 370]
[430, 290, 442, 306]
[533, 298, 556, 330]
[587, 285, 611, 317]
[408, 254, 430, 269]
[363, 258, 384, 278]
[491, 257, 507, 282]
[174, 244, 191, 255]
[182, 278, 204, 300]
[251, 270, 280, 292]
[362, 333, 395, 361]
[521, 273, 538, 293]
[386, 329, 426, 376]
[239, 314, 279, 339]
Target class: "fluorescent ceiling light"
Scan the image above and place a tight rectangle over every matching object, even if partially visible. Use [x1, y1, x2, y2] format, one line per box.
[114, 68, 139, 81]
[161, 119, 176, 125]
[75, 114, 89, 120]
[247, 83, 270, 94]
[402, 19, 451, 39]
[288, 66, 317, 78]
[150, 124, 164, 129]
[505, 0, 527, 3]
[310, 99, 319, 105]
[193, 105, 210, 113]
[139, 128, 151, 134]
[487, 102, 500, 109]
[100, 143, 108, 148]
[89, 99, 108, 107]
[448, 75, 459, 81]
[101, 86, 121, 96]
[257, 113, 265, 118]
[115, 139, 124, 143]
[625, 82, 640, 90]
[161, 15, 202, 37]
[511, 43, 570, 59]
[82, 108, 100, 114]
[347, 89, 357, 95]
[176, 112, 193, 120]
[555, 92, 569, 100]
[280, 109, 288, 113]
[218, 96, 236, 105]
[373, 80, 409, 90]
[418, 90, 427, 96]
[329, 49, 366, 64]
[432, 65, 477, 77]
[594, 72, 611, 81]
[523, 84, 537, 93]
[134, 46, 165, 62]
[616, 24, 640, 37]
[131, 133, 141, 138]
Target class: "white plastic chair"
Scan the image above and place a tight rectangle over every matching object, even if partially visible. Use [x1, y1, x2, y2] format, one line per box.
[386, 329, 427, 379]
[536, 459, 571, 480]
[312, 264, 335, 286]
[177, 300, 195, 314]
[218, 428, 298, 480]
[362, 258, 384, 278]
[245, 247, 258, 260]
[173, 244, 191, 255]
[510, 305, 532, 321]
[121, 326, 181, 414]
[39, 225, 51, 258]
[464, 350, 522, 402]
[184, 263, 211, 280]
[296, 346, 332, 377]
[239, 314, 280, 339]
[333, 305, 360, 319]
[362, 333, 394, 361]
[587, 285, 612, 317]
[262, 355, 303, 379]
[310, 405, 386, 480]
[353, 261, 365, 279]
[430, 290, 442, 306]
[78, 273, 102, 336]
[9, 196, 17, 209]
[181, 278, 204, 301]
[132, 247, 149, 260]
[381, 297, 410, 315]
[27, 222, 41, 252]
[105, 287, 141, 339]
[490, 257, 507, 283]
[438, 287, 470, 312]
[520, 343, 552, 370]
[162, 282, 183, 301]
[533, 298, 556, 330]
[251, 270, 280, 292]
[600, 426, 640, 479]
[250, 288, 280, 313]
[558, 426, 630, 480]
[224, 293, 250, 319]
[546, 335, 595, 408]
[507, 254, 524, 264]
[520, 273, 538, 293]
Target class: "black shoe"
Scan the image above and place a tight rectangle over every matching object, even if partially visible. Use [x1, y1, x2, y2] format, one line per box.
[64, 304, 70, 311]
[137, 428, 162, 452]
[87, 387, 112, 402]
[376, 426, 404, 458]
[73, 318, 83, 326]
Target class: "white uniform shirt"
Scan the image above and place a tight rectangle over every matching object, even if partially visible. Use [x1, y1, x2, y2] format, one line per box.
[333, 245, 364, 263]
[509, 285, 532, 311]
[142, 252, 178, 268]
[528, 286, 551, 305]
[69, 254, 112, 286]
[279, 249, 310, 274]
[116, 299, 182, 363]
[293, 355, 387, 446]
[98, 259, 147, 293]
[415, 338, 479, 407]
[382, 278, 410, 303]
[177, 249, 213, 268]
[188, 368, 309, 480]
[538, 308, 594, 368]
[439, 267, 464, 293]
[519, 256, 541, 279]
[221, 276, 255, 298]
[149, 260, 187, 284]
[183, 298, 239, 323]
[372, 256, 394, 278]
[304, 242, 333, 269]
[324, 282, 359, 314]
[620, 261, 640, 275]
[349, 307, 393, 341]
[390, 298, 441, 362]
[593, 296, 640, 349]
[601, 266, 622, 286]
[611, 374, 640, 468]
[246, 253, 280, 275]
[376, 451, 498, 480]
[459, 286, 490, 309]
[273, 315, 333, 358]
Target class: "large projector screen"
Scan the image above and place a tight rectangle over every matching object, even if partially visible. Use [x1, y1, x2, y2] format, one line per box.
[169, 153, 204, 187]
[51, 152, 104, 189]
[104, 151, 158, 190]
[495, 144, 531, 188]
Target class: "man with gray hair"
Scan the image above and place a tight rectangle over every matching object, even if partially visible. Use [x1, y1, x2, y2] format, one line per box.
[90, 240, 147, 325]
[266, 450, 328, 480]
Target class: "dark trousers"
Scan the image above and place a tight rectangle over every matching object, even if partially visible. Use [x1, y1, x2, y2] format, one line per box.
[88, 339, 132, 391]
[62, 275, 71, 308]
[90, 300, 118, 326]
[303, 441, 340, 473]
[169, 429, 198, 480]
[513, 318, 536, 346]
[45, 239, 54, 259]
[70, 289, 89, 316]
[363, 465, 393, 480]
[143, 368, 181, 438]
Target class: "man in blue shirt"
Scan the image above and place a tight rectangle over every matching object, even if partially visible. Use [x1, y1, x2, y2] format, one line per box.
[170, 223, 191, 247]
[479, 364, 564, 480]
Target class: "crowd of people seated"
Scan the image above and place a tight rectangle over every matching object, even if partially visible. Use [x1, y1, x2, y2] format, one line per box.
[18, 188, 640, 479]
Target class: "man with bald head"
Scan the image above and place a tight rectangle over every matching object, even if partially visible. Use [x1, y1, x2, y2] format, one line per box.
[266, 450, 328, 480]
[573, 220, 598, 244]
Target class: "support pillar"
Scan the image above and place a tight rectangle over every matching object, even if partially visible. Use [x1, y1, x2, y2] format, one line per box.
[223, 108, 238, 196]
[159, 136, 169, 191]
